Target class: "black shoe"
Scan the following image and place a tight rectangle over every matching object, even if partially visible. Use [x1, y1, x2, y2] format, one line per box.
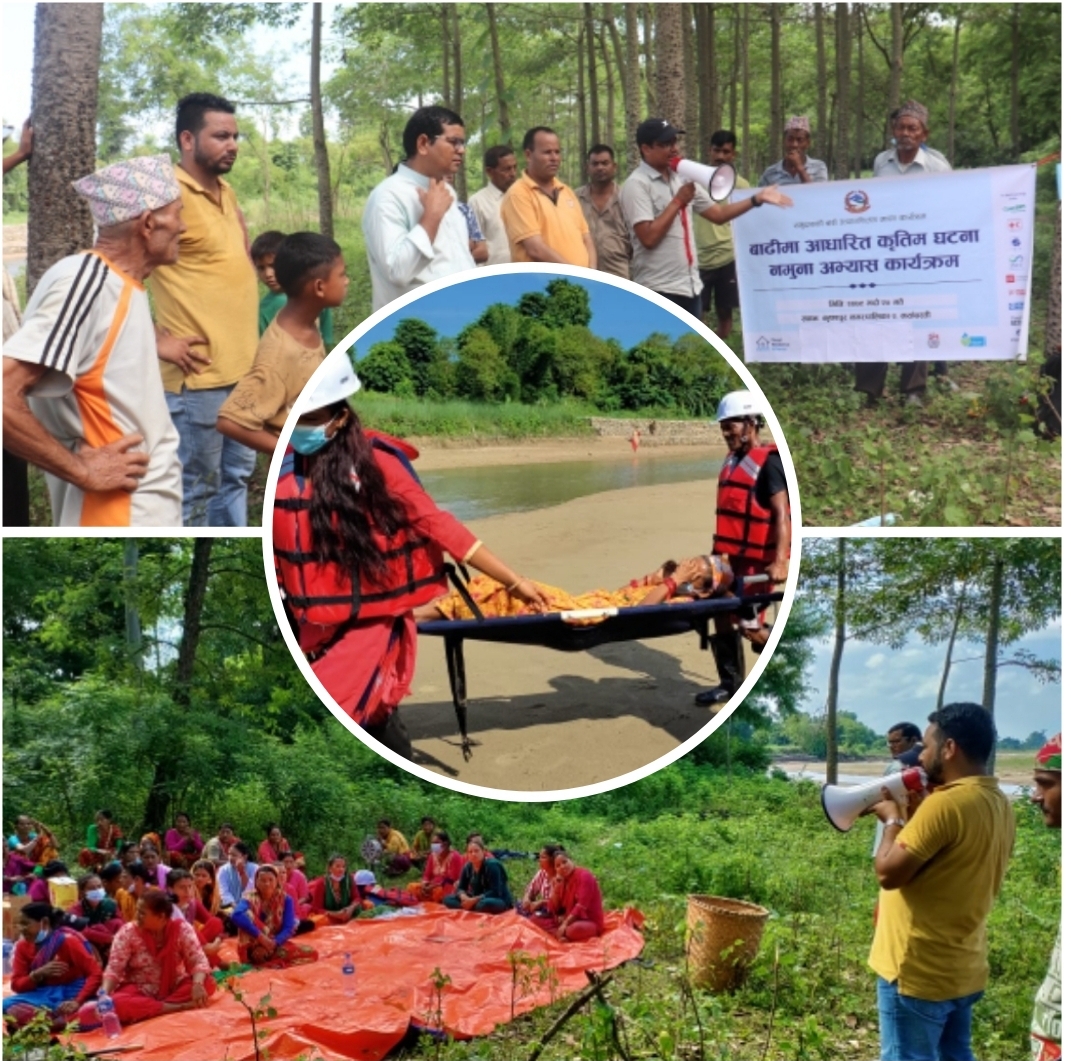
[695, 685, 735, 706]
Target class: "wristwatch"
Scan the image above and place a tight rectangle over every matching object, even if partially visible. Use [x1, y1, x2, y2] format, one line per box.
[750, 194, 763, 208]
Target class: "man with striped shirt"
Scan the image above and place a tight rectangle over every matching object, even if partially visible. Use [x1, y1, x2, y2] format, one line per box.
[3, 155, 183, 526]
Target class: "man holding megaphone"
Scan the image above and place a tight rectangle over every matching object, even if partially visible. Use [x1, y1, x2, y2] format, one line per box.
[864, 703, 1015, 1061]
[620, 119, 792, 320]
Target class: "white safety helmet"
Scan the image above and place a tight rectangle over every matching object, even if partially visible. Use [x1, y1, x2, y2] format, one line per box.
[298, 351, 362, 414]
[715, 390, 763, 423]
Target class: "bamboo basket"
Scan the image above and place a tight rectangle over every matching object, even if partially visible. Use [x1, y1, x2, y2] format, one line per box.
[685, 894, 770, 992]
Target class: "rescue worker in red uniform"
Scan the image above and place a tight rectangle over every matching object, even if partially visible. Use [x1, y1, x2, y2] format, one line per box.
[695, 390, 791, 707]
[273, 353, 550, 759]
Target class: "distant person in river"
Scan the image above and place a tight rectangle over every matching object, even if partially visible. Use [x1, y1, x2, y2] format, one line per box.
[230, 865, 318, 969]
[272, 351, 550, 760]
[76, 889, 217, 1029]
[3, 902, 103, 1029]
[443, 839, 513, 914]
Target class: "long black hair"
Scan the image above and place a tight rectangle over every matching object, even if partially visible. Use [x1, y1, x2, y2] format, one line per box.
[307, 406, 412, 585]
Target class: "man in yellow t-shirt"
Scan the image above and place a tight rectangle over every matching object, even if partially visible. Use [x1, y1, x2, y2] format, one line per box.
[148, 92, 260, 527]
[868, 702, 1015, 1061]
[376, 818, 413, 877]
[500, 127, 596, 268]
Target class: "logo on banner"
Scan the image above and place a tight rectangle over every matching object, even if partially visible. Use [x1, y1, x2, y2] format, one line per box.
[1008, 301, 1024, 310]
[844, 190, 870, 214]
[927, 333, 941, 349]
[1006, 274, 1016, 282]
[1007, 220, 1023, 230]
[1011, 317, 1022, 326]
[1003, 203, 1026, 213]
[756, 336, 770, 352]
[1011, 237, 1022, 247]
[960, 333, 988, 348]
[1009, 255, 1024, 267]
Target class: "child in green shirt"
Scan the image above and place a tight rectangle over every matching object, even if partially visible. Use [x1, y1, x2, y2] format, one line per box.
[251, 229, 335, 348]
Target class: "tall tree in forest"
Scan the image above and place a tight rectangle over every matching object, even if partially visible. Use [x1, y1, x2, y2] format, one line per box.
[655, 3, 685, 129]
[440, 4, 451, 107]
[1009, 3, 1021, 161]
[814, 3, 828, 163]
[741, 5, 751, 174]
[623, 3, 642, 170]
[947, 9, 962, 166]
[485, 4, 510, 143]
[769, 4, 783, 163]
[310, 3, 333, 238]
[577, 22, 588, 163]
[695, 4, 715, 142]
[599, 24, 616, 152]
[450, 4, 466, 197]
[824, 538, 847, 784]
[682, 4, 697, 147]
[853, 3, 864, 177]
[833, 2, 851, 179]
[585, 4, 601, 145]
[729, 6, 740, 135]
[27, 3, 103, 294]
[642, 4, 656, 113]
[886, 2, 904, 117]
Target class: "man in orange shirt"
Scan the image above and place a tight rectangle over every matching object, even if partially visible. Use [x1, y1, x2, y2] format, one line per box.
[500, 127, 596, 269]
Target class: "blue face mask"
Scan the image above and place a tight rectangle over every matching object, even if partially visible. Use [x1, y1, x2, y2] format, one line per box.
[35, 927, 50, 944]
[290, 424, 334, 456]
[86, 888, 107, 903]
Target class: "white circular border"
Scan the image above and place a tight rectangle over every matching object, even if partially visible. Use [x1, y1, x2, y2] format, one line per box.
[261, 262, 802, 802]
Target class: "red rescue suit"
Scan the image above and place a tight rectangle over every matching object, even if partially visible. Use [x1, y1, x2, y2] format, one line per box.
[713, 443, 783, 565]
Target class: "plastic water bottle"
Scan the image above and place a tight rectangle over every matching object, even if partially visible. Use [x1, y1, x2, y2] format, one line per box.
[341, 951, 356, 997]
[96, 989, 122, 1039]
[2, 939, 13, 977]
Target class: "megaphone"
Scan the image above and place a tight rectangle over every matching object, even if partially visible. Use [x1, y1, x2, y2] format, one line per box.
[669, 157, 737, 201]
[821, 767, 929, 832]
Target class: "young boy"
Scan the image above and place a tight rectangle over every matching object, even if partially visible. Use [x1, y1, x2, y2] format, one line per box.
[251, 229, 336, 347]
[217, 232, 349, 454]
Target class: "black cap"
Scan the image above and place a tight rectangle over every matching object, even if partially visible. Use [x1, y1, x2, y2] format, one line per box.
[636, 118, 683, 147]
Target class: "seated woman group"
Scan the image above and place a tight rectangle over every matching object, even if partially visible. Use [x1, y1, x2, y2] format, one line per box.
[416, 554, 733, 622]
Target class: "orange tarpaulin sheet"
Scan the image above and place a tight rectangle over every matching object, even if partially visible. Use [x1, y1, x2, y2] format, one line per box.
[71, 906, 645, 1060]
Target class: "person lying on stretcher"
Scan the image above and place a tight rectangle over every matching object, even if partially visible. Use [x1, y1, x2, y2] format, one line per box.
[414, 554, 734, 622]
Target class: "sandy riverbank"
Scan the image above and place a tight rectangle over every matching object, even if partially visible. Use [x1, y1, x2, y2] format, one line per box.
[402, 476, 778, 793]
[773, 757, 1036, 788]
[409, 438, 721, 471]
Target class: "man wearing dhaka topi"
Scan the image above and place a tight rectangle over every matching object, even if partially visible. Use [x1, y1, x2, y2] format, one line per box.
[3, 155, 184, 527]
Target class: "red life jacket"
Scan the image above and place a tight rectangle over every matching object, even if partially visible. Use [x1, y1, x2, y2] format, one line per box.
[273, 433, 448, 633]
[713, 444, 784, 563]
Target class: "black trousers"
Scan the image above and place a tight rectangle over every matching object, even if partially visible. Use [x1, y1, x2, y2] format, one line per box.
[364, 711, 414, 760]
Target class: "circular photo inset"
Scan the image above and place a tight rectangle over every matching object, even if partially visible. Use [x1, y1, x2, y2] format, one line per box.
[263, 265, 801, 798]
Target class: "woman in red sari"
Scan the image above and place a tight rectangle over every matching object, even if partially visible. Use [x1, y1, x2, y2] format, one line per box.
[540, 851, 605, 942]
[190, 859, 222, 917]
[164, 813, 204, 871]
[68, 873, 125, 954]
[308, 855, 365, 922]
[167, 869, 225, 968]
[406, 830, 464, 903]
[230, 866, 317, 969]
[75, 889, 216, 1029]
[257, 822, 292, 866]
[273, 355, 549, 760]
[281, 851, 311, 916]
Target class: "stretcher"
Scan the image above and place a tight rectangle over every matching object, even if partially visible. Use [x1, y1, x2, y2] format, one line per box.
[417, 566, 783, 759]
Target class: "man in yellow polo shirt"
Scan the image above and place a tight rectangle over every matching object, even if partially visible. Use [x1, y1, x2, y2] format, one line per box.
[868, 702, 1015, 1061]
[500, 127, 596, 269]
[149, 92, 259, 527]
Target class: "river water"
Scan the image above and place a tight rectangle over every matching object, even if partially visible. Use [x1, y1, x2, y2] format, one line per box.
[420, 452, 718, 522]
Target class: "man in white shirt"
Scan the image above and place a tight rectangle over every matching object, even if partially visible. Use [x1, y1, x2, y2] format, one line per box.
[857, 100, 955, 404]
[3, 154, 184, 527]
[469, 145, 517, 267]
[362, 106, 477, 312]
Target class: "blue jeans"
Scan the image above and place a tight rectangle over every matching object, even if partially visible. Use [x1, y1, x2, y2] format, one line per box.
[166, 385, 257, 526]
[876, 977, 982, 1061]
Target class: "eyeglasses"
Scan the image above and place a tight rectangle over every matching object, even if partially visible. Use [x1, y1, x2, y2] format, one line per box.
[434, 136, 467, 151]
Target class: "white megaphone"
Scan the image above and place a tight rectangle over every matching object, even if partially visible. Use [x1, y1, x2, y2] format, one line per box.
[669, 157, 737, 201]
[821, 767, 929, 832]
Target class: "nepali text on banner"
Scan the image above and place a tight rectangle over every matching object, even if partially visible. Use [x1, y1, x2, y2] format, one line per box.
[732, 164, 1036, 363]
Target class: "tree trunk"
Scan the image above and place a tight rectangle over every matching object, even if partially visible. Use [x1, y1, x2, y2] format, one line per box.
[605, 3, 628, 154]
[1045, 203, 1061, 360]
[655, 4, 686, 130]
[440, 4, 451, 107]
[834, 2, 851, 180]
[585, 4, 601, 145]
[741, 5, 751, 175]
[577, 23, 588, 165]
[853, 3, 864, 178]
[814, 3, 828, 164]
[599, 23, 615, 151]
[624, 3, 642, 170]
[123, 539, 142, 670]
[981, 554, 1003, 775]
[1010, 4, 1021, 161]
[825, 538, 846, 785]
[730, 5, 739, 134]
[886, 2, 904, 120]
[642, 4, 656, 113]
[682, 3, 697, 151]
[450, 4, 466, 197]
[769, 4, 782, 164]
[27, 3, 103, 295]
[935, 593, 964, 710]
[486, 3, 510, 143]
[696, 4, 713, 144]
[310, 4, 334, 239]
[143, 539, 214, 829]
[710, 4, 721, 130]
[947, 10, 961, 167]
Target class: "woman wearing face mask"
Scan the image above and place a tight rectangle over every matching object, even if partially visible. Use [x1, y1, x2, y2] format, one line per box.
[308, 854, 364, 922]
[406, 830, 464, 903]
[273, 353, 550, 761]
[3, 902, 103, 1028]
[69, 874, 125, 953]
